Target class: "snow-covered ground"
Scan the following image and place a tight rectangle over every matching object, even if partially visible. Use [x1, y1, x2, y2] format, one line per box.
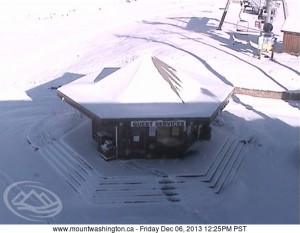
[0, 0, 299, 224]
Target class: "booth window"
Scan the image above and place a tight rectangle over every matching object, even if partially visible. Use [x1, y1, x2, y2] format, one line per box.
[157, 126, 182, 143]
[171, 127, 180, 136]
[157, 127, 169, 142]
[131, 127, 144, 142]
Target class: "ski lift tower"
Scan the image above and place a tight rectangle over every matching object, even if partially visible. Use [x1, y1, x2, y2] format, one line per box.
[217, 0, 232, 30]
[265, 0, 273, 24]
[257, 0, 276, 60]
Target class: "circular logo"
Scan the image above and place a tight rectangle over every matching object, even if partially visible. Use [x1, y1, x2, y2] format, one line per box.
[3, 181, 63, 222]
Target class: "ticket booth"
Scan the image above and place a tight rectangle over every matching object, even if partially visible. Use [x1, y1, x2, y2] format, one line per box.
[92, 119, 206, 160]
[58, 55, 234, 161]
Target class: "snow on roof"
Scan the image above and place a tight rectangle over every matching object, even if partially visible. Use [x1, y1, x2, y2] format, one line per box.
[281, 16, 300, 34]
[57, 56, 234, 119]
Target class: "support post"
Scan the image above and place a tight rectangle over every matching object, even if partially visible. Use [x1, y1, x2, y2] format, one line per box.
[115, 126, 119, 159]
[278, 0, 289, 20]
[265, 0, 273, 24]
[217, 0, 232, 30]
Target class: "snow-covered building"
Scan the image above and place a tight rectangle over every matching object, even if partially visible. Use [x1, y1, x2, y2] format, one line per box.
[57, 56, 234, 160]
[281, 17, 300, 56]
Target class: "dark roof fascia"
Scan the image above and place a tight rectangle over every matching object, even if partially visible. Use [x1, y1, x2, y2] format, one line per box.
[210, 89, 233, 122]
[113, 116, 211, 124]
[57, 89, 102, 122]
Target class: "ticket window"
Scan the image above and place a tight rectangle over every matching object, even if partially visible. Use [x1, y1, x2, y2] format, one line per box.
[156, 126, 183, 146]
[131, 127, 145, 145]
[171, 126, 180, 137]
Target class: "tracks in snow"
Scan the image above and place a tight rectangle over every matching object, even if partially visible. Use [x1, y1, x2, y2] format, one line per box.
[92, 177, 183, 204]
[178, 137, 249, 194]
[39, 135, 251, 204]
[40, 141, 97, 194]
[40, 141, 185, 204]
[204, 137, 248, 194]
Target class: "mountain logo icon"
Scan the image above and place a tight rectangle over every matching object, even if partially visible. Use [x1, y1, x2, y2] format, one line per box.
[3, 181, 62, 222]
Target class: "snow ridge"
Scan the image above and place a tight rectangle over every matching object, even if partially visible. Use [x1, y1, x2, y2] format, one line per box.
[40, 141, 99, 195]
[178, 137, 251, 194]
[39, 134, 251, 206]
[91, 176, 182, 204]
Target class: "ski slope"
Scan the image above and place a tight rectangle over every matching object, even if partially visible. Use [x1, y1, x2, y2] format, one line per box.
[0, 0, 299, 224]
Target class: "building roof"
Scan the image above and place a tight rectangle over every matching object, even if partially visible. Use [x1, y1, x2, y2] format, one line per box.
[57, 56, 234, 120]
[281, 17, 300, 34]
